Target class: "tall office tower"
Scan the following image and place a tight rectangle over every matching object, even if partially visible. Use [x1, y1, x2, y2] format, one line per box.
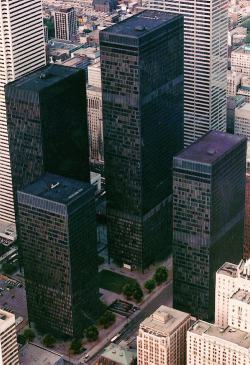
[54, 8, 77, 41]
[215, 260, 250, 328]
[187, 320, 250, 365]
[0, 309, 19, 365]
[87, 61, 104, 174]
[17, 173, 99, 337]
[0, 0, 46, 228]
[173, 131, 247, 320]
[244, 174, 250, 259]
[143, 0, 228, 146]
[137, 306, 191, 365]
[5, 64, 89, 214]
[100, 10, 184, 271]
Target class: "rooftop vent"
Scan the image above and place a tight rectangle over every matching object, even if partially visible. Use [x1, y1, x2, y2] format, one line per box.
[207, 148, 216, 155]
[40, 72, 51, 80]
[51, 182, 60, 189]
[135, 25, 146, 31]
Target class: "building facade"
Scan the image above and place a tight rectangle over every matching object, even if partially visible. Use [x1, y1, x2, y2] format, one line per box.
[143, 0, 228, 146]
[187, 320, 250, 365]
[87, 62, 104, 174]
[137, 306, 191, 365]
[0, 0, 46, 226]
[244, 174, 250, 259]
[54, 8, 77, 41]
[0, 310, 19, 365]
[215, 260, 250, 328]
[173, 131, 246, 320]
[17, 174, 99, 336]
[5, 64, 89, 215]
[100, 10, 184, 270]
[227, 70, 242, 96]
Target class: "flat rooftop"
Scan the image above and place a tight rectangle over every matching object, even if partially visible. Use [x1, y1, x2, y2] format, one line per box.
[0, 309, 14, 329]
[232, 289, 250, 304]
[101, 10, 180, 38]
[189, 320, 250, 350]
[19, 343, 63, 365]
[236, 102, 250, 113]
[6, 64, 80, 92]
[140, 305, 190, 336]
[101, 344, 136, 365]
[217, 261, 238, 278]
[175, 131, 246, 165]
[232, 45, 250, 54]
[19, 173, 92, 205]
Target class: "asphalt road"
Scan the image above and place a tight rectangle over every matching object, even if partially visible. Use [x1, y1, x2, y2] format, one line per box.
[87, 281, 173, 365]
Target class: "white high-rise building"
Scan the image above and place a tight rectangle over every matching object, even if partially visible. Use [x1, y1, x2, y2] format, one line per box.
[143, 0, 228, 146]
[54, 8, 77, 41]
[0, 0, 46, 227]
[0, 309, 19, 365]
[215, 260, 250, 328]
[137, 305, 191, 365]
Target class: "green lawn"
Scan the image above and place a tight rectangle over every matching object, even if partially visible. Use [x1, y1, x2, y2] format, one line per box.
[98, 270, 136, 294]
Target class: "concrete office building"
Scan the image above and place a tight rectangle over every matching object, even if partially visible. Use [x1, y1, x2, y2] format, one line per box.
[244, 174, 250, 259]
[215, 260, 250, 328]
[17, 174, 99, 336]
[100, 10, 184, 270]
[173, 131, 246, 320]
[231, 45, 250, 76]
[87, 61, 104, 174]
[5, 64, 89, 215]
[0, 0, 46, 230]
[187, 320, 250, 365]
[227, 70, 242, 96]
[143, 0, 228, 146]
[0, 309, 19, 365]
[137, 306, 191, 365]
[54, 8, 77, 41]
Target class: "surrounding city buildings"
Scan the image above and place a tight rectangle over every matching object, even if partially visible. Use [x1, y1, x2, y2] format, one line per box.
[231, 45, 250, 76]
[227, 70, 242, 96]
[5, 64, 89, 215]
[0, 309, 19, 365]
[87, 61, 104, 174]
[54, 7, 77, 41]
[137, 305, 191, 365]
[143, 0, 228, 146]
[97, 343, 136, 365]
[235, 103, 250, 140]
[100, 10, 184, 270]
[244, 174, 250, 258]
[0, 0, 46, 230]
[173, 131, 246, 320]
[215, 260, 250, 328]
[187, 320, 250, 365]
[17, 173, 99, 336]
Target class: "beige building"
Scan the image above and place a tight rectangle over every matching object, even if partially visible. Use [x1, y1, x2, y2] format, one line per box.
[187, 320, 250, 365]
[0, 310, 19, 365]
[137, 305, 191, 365]
[215, 260, 250, 328]
[227, 70, 242, 96]
[87, 61, 104, 172]
[238, 76, 250, 102]
[231, 45, 250, 76]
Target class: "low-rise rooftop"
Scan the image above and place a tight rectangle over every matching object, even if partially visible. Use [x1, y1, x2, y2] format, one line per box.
[217, 262, 238, 278]
[140, 305, 190, 336]
[100, 343, 136, 365]
[231, 289, 250, 304]
[175, 131, 246, 165]
[19, 173, 93, 205]
[189, 320, 250, 350]
[19, 343, 63, 365]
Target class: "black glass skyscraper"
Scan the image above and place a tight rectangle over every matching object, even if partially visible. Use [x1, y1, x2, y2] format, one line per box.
[17, 174, 99, 336]
[100, 10, 184, 270]
[5, 64, 89, 214]
[173, 131, 247, 320]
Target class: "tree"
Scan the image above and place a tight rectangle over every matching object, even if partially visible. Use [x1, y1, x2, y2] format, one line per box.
[144, 279, 156, 293]
[70, 338, 82, 354]
[133, 286, 143, 302]
[122, 283, 134, 299]
[42, 334, 56, 348]
[154, 266, 168, 285]
[86, 325, 99, 342]
[2, 262, 17, 275]
[23, 328, 35, 342]
[99, 310, 116, 329]
[17, 334, 26, 346]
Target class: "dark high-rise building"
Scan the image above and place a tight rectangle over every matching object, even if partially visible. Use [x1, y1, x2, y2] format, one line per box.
[5, 64, 89, 212]
[17, 173, 99, 337]
[173, 131, 247, 320]
[100, 10, 184, 271]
